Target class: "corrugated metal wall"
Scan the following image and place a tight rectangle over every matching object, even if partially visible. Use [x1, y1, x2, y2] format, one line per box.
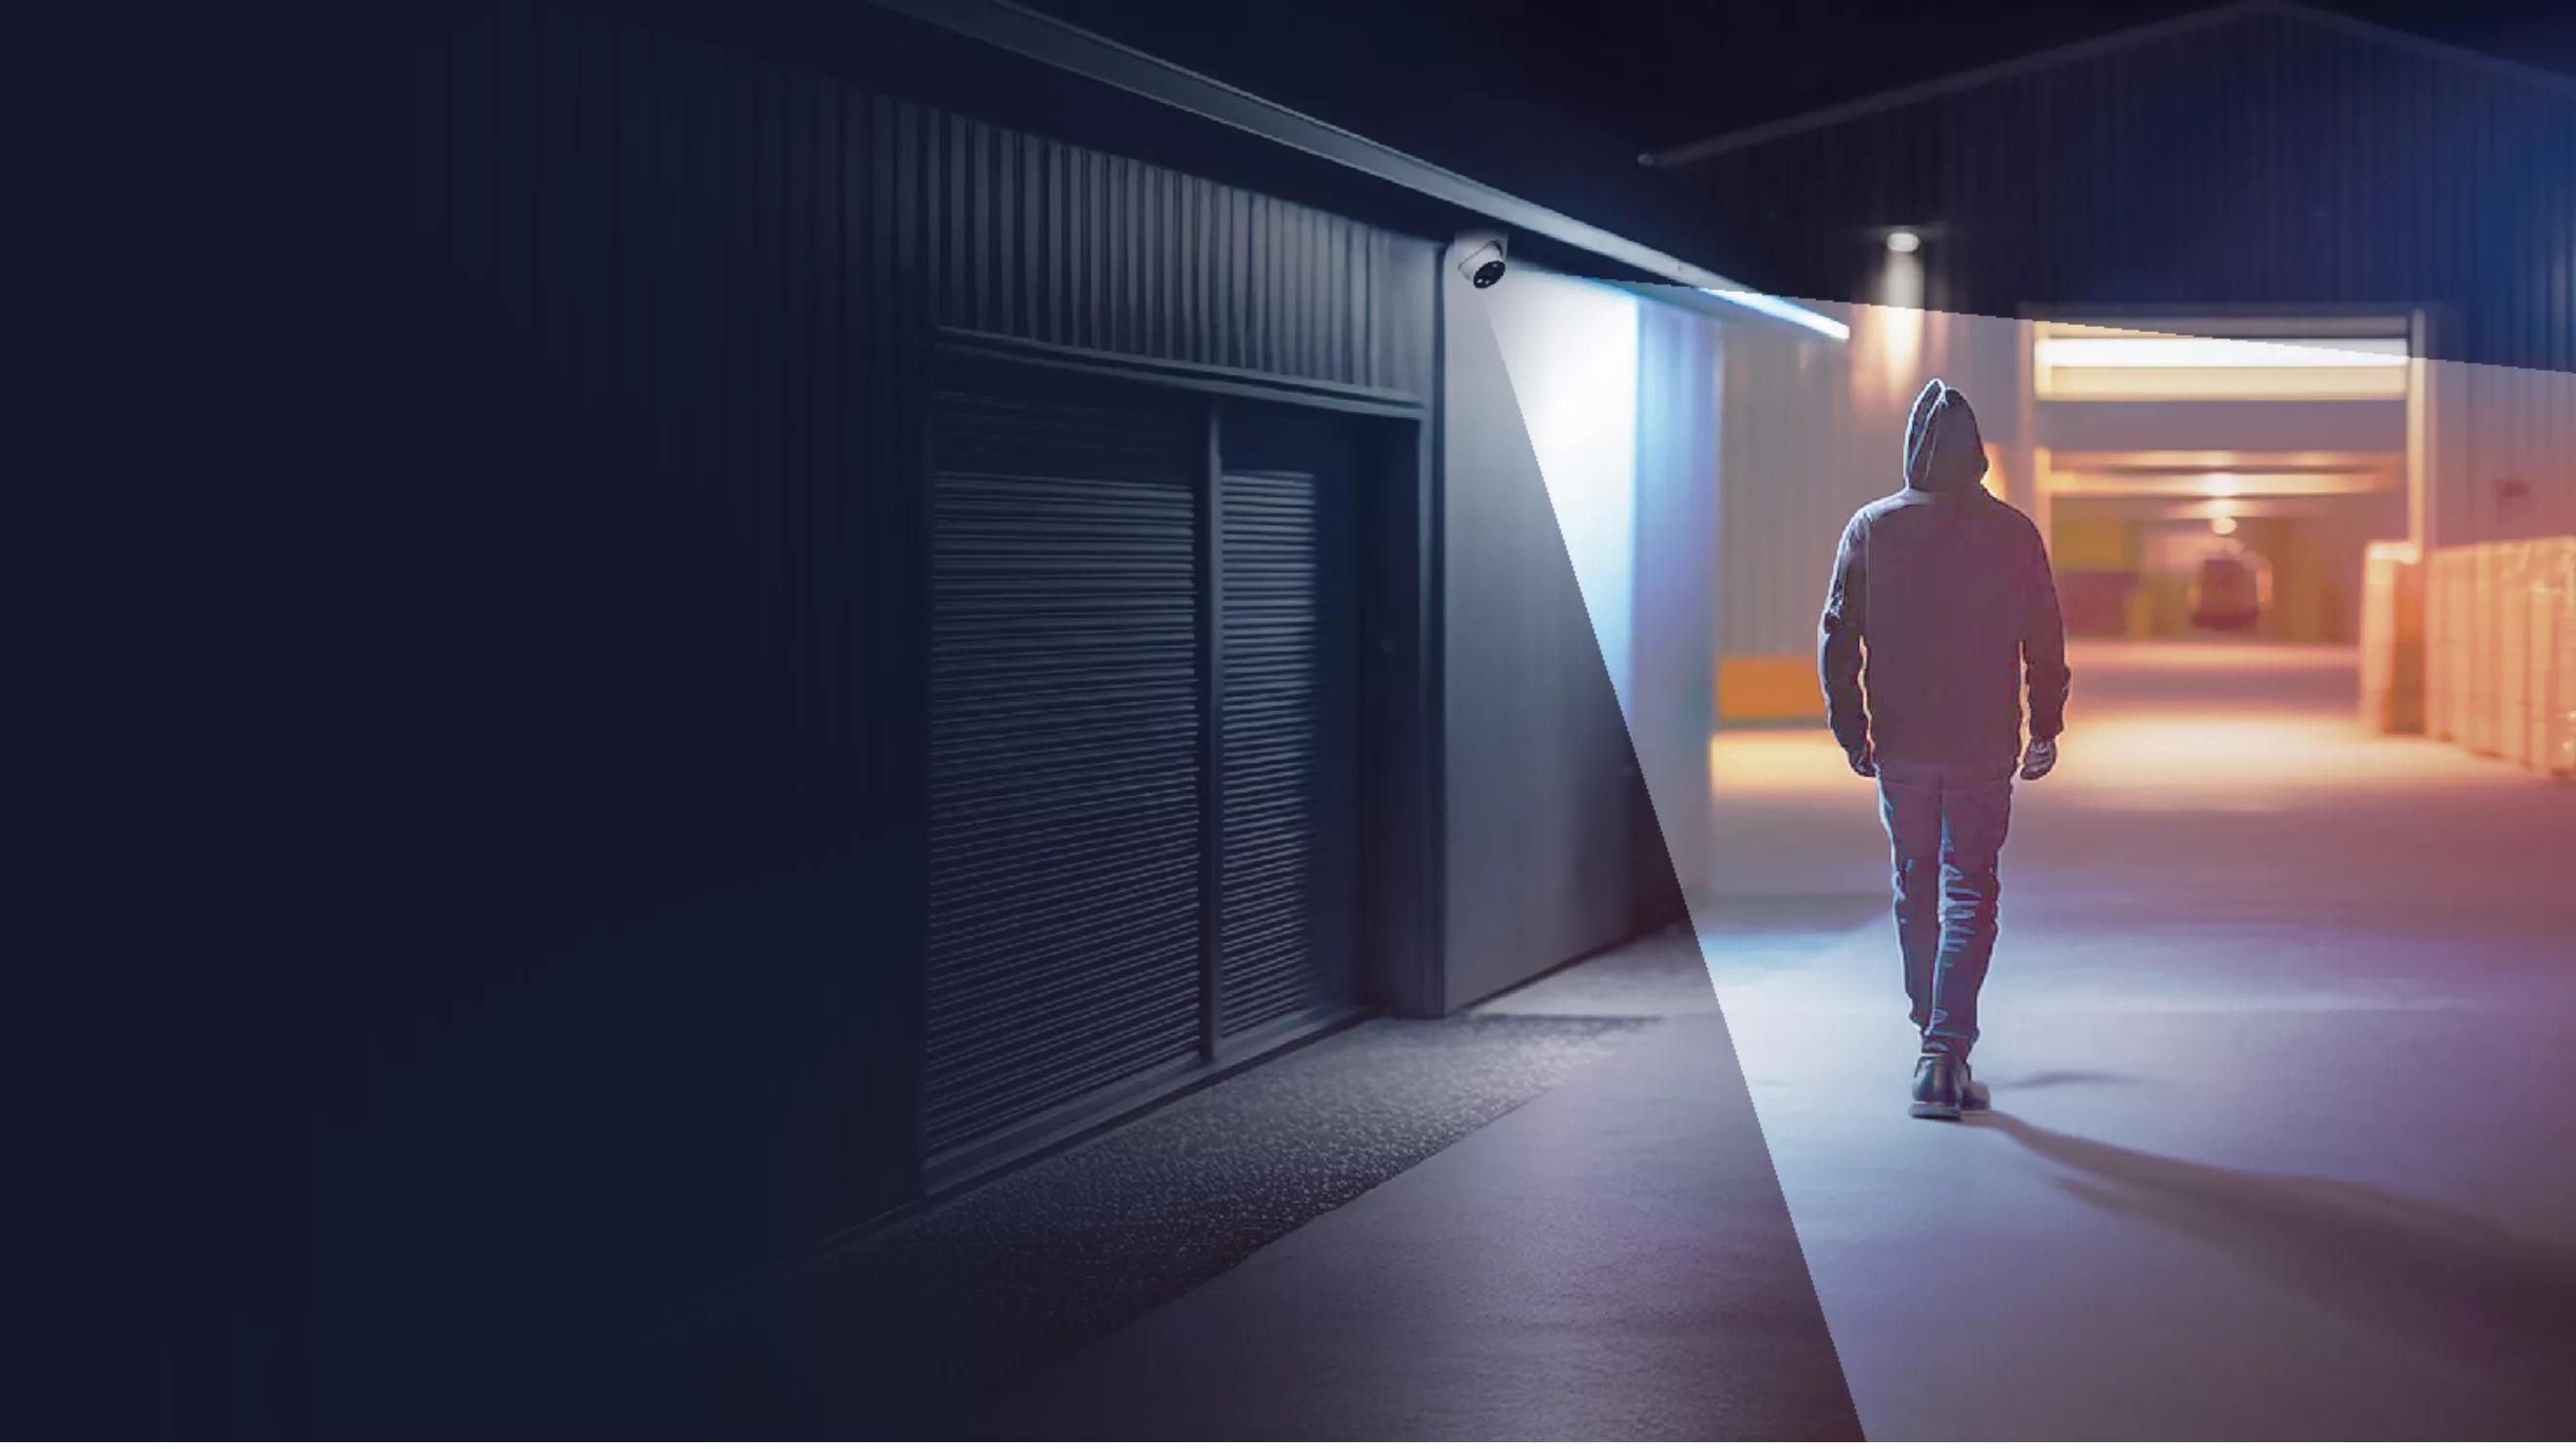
[1716, 321, 1865, 658]
[1442, 268, 1653, 1008]
[1673, 7, 2576, 376]
[1633, 300, 1724, 899]
[902, 109, 1437, 394]
[415, 8, 1436, 414]
[375, 11, 941, 1410]
[1716, 303, 2054, 666]
[1677, 5, 2576, 633]
[2462, 359, 2576, 542]
[354, 0, 1441, 1428]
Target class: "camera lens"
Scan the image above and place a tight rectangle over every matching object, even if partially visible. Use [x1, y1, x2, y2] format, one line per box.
[1473, 259, 1505, 288]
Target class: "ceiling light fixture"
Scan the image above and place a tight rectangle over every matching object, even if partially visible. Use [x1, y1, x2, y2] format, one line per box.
[2036, 337, 2408, 369]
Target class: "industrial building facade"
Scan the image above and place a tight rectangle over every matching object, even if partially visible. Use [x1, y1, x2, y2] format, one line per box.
[237, 0, 1835, 1430]
[1658, 0, 2574, 752]
[106, 0, 2570, 1434]
[1653, 0, 2574, 379]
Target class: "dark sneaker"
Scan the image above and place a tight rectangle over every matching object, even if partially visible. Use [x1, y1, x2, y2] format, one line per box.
[1957, 1061, 1991, 1114]
[1910, 1053, 1962, 1120]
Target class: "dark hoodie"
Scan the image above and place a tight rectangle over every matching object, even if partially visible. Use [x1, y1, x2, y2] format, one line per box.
[1818, 378, 2070, 767]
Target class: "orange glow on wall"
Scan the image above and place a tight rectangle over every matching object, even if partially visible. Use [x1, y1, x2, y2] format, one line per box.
[1717, 654, 1824, 724]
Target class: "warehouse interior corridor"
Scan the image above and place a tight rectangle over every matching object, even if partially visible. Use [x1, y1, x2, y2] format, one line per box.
[982, 638, 2576, 1439]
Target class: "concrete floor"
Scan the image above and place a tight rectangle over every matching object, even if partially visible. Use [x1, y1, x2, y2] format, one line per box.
[1700, 641, 2576, 1439]
[540, 1015, 1649, 1437]
[993, 640, 2576, 1439]
[978, 1008, 1861, 1440]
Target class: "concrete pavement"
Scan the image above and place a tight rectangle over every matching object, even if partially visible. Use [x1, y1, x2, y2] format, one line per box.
[1704, 641, 2576, 1439]
[990, 641, 2576, 1438]
[977, 1004, 1863, 1440]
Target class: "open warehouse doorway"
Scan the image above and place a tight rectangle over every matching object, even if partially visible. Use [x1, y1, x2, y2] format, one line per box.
[2040, 450, 2408, 645]
[2030, 317, 2415, 658]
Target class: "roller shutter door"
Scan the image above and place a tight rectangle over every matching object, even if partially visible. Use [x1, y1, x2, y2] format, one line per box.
[1218, 464, 1360, 1040]
[925, 383, 1205, 1159]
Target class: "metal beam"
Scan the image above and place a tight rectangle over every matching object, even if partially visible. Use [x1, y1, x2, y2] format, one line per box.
[1641, 1, 2266, 169]
[1641, 0, 2575, 173]
[1593, 277, 1851, 338]
[867, 0, 1848, 340]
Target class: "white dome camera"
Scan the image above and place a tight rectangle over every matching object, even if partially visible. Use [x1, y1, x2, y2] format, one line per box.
[1454, 230, 1508, 289]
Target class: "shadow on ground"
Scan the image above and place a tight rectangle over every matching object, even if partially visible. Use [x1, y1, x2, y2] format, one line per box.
[1978, 1070, 2142, 1093]
[1974, 1112, 2576, 1430]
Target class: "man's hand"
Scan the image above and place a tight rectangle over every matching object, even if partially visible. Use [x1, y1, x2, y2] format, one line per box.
[1847, 743, 1877, 778]
[2019, 737, 2058, 781]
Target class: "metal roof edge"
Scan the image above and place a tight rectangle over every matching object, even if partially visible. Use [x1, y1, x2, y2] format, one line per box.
[2274, 0, 2576, 103]
[1641, 0, 2574, 171]
[1641, 1, 2266, 169]
[863, 0, 1849, 340]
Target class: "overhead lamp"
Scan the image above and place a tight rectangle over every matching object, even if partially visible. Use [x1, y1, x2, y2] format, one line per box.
[1886, 229, 1921, 254]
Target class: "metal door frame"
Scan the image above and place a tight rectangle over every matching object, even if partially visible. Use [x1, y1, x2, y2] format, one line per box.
[918, 327, 1442, 1195]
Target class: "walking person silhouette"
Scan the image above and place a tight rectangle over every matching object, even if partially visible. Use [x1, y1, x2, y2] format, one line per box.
[1819, 378, 2072, 1119]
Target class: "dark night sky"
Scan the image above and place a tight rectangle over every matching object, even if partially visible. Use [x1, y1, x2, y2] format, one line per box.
[1011, 0, 2576, 268]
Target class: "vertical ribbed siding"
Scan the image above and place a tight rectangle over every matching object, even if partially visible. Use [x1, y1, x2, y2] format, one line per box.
[409, 5, 925, 1222]
[1673, 6, 2576, 377]
[1216, 467, 1357, 1038]
[1632, 302, 1724, 903]
[1717, 324, 1868, 657]
[2464, 359, 2576, 542]
[884, 103, 1437, 397]
[408, 1, 1442, 1212]
[1675, 5, 2576, 564]
[926, 387, 1206, 1157]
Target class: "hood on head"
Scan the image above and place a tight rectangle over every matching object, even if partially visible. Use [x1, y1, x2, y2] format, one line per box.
[1903, 377, 1989, 494]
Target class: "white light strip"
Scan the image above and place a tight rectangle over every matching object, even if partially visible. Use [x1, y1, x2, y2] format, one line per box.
[2037, 336, 2409, 369]
[1699, 288, 1851, 341]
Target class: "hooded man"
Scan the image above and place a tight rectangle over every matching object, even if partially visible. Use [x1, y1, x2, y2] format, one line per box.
[1819, 377, 2071, 1120]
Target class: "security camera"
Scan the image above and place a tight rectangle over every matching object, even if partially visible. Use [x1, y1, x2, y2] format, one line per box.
[1455, 230, 1508, 289]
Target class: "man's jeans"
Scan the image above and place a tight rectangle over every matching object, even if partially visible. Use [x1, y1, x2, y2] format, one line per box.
[1875, 757, 2016, 1063]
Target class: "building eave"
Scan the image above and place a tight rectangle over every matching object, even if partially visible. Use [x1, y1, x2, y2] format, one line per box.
[867, 0, 1849, 339]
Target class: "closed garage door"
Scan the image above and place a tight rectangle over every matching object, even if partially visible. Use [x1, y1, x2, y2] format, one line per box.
[927, 379, 1365, 1165]
[926, 381, 1206, 1160]
[1217, 425, 1362, 1041]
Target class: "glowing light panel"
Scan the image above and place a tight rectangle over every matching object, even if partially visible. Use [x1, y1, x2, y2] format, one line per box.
[2036, 337, 2409, 369]
[1484, 271, 1642, 713]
